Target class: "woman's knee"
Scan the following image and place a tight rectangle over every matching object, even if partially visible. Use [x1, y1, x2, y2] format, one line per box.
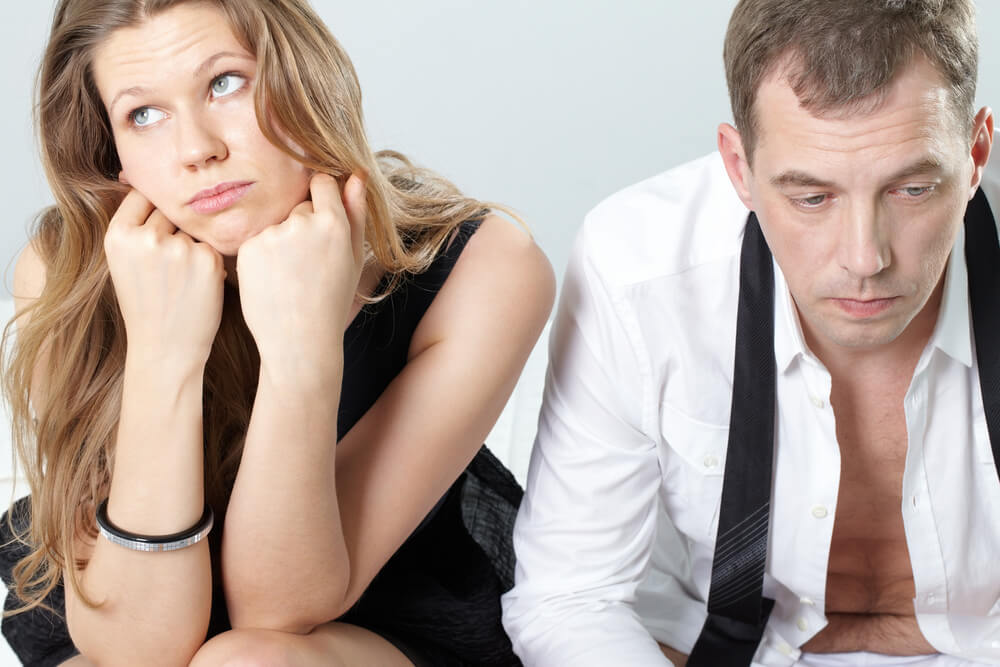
[188, 628, 327, 667]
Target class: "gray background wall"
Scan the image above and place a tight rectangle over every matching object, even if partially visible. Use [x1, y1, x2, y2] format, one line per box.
[4, 1, 1000, 290]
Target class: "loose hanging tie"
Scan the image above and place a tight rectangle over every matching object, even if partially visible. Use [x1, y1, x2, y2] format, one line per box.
[687, 189, 1000, 666]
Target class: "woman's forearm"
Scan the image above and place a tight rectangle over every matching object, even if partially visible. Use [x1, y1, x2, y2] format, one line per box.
[221, 356, 349, 632]
[68, 356, 213, 666]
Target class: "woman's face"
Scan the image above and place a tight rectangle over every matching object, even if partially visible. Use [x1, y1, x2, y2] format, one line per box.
[92, 3, 313, 256]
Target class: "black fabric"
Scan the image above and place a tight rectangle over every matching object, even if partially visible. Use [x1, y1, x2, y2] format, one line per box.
[0, 499, 76, 667]
[336, 219, 523, 665]
[965, 189, 1000, 484]
[0, 218, 524, 666]
[690, 598, 776, 666]
[689, 191, 1000, 666]
[688, 213, 777, 666]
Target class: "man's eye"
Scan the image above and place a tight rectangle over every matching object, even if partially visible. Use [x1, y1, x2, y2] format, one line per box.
[795, 194, 827, 208]
[210, 73, 247, 98]
[129, 107, 165, 127]
[901, 186, 933, 197]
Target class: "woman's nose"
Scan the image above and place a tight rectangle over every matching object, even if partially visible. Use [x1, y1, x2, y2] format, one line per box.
[176, 113, 227, 169]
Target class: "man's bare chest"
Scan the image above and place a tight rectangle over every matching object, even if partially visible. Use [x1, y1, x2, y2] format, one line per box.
[825, 397, 916, 615]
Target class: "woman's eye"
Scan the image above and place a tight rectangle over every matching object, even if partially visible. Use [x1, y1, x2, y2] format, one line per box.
[129, 107, 165, 127]
[210, 73, 247, 98]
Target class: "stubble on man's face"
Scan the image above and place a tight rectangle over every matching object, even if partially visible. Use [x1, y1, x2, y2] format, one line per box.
[744, 57, 975, 358]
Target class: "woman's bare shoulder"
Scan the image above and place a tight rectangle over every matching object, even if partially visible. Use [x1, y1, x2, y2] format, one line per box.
[12, 240, 48, 315]
[412, 213, 555, 354]
[460, 213, 555, 309]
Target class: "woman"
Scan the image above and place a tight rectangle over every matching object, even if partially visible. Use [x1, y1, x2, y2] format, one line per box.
[0, 0, 554, 664]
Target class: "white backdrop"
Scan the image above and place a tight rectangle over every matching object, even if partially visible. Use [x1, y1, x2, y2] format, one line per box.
[8, 1, 1000, 290]
[3, 2, 1000, 665]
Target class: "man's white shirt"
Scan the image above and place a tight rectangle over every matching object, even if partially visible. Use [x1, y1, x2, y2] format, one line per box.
[502, 151, 1000, 666]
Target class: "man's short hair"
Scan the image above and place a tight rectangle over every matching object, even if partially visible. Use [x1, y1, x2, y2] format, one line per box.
[724, 0, 978, 165]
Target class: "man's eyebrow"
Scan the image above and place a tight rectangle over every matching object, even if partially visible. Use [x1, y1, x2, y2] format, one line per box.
[769, 170, 833, 189]
[108, 51, 254, 116]
[769, 157, 946, 190]
[884, 156, 945, 183]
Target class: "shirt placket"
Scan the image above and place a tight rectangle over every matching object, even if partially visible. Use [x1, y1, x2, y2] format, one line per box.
[761, 359, 838, 660]
[901, 368, 959, 654]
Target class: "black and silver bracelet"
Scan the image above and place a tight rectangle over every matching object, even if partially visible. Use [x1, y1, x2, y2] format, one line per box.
[96, 499, 214, 552]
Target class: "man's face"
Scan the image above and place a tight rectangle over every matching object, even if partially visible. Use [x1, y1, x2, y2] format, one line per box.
[724, 57, 989, 355]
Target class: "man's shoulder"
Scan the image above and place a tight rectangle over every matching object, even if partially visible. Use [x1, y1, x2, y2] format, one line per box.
[579, 151, 749, 288]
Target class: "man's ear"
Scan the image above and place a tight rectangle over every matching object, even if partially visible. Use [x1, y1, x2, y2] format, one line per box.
[718, 123, 755, 211]
[968, 106, 994, 198]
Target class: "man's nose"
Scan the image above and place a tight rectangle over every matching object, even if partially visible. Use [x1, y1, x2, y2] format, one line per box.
[837, 202, 891, 279]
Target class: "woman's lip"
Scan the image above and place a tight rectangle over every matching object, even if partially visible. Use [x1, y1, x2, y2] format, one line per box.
[832, 297, 898, 318]
[188, 181, 255, 214]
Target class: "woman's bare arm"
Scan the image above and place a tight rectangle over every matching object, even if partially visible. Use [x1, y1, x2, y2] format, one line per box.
[222, 204, 554, 631]
[16, 192, 224, 665]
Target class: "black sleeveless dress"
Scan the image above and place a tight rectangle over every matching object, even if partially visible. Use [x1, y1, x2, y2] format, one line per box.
[0, 219, 524, 666]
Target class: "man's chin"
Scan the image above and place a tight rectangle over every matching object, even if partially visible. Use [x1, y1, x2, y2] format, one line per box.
[811, 316, 912, 352]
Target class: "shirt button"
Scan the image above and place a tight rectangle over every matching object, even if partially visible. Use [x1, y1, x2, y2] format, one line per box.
[809, 395, 825, 409]
[796, 617, 809, 632]
[777, 641, 794, 656]
[811, 505, 829, 519]
[703, 455, 719, 469]
[799, 596, 814, 606]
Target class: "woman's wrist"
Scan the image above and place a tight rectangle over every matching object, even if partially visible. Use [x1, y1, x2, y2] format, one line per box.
[123, 348, 208, 387]
[257, 347, 344, 394]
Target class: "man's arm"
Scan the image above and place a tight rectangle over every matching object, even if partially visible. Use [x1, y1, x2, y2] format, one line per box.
[502, 232, 673, 666]
[660, 643, 689, 666]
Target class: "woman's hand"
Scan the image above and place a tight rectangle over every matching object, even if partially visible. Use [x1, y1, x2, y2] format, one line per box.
[236, 172, 367, 378]
[104, 189, 225, 367]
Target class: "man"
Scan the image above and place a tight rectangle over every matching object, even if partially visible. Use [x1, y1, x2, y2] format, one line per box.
[502, 1, 1000, 665]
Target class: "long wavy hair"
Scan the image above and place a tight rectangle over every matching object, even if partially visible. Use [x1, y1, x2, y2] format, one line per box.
[3, 0, 511, 615]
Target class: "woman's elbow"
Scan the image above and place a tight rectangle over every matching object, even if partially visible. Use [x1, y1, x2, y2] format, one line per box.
[227, 578, 351, 635]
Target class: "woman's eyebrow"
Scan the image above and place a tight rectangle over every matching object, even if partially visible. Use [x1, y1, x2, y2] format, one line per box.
[108, 51, 254, 116]
[192, 50, 254, 78]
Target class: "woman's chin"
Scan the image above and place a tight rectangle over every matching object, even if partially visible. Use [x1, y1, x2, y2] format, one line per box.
[191, 217, 271, 257]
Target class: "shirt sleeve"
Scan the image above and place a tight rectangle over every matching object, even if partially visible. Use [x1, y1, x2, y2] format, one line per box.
[501, 228, 673, 666]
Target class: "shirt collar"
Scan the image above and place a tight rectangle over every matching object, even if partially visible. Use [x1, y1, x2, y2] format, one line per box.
[930, 224, 972, 368]
[772, 225, 972, 374]
[773, 256, 810, 374]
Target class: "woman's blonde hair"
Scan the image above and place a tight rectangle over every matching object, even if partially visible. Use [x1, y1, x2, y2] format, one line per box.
[3, 0, 511, 615]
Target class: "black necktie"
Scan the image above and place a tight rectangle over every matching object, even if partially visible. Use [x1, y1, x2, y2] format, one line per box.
[966, 189, 1000, 478]
[687, 189, 1000, 666]
[688, 212, 776, 666]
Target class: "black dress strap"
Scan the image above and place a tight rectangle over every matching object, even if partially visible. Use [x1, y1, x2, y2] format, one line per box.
[688, 190, 1000, 665]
